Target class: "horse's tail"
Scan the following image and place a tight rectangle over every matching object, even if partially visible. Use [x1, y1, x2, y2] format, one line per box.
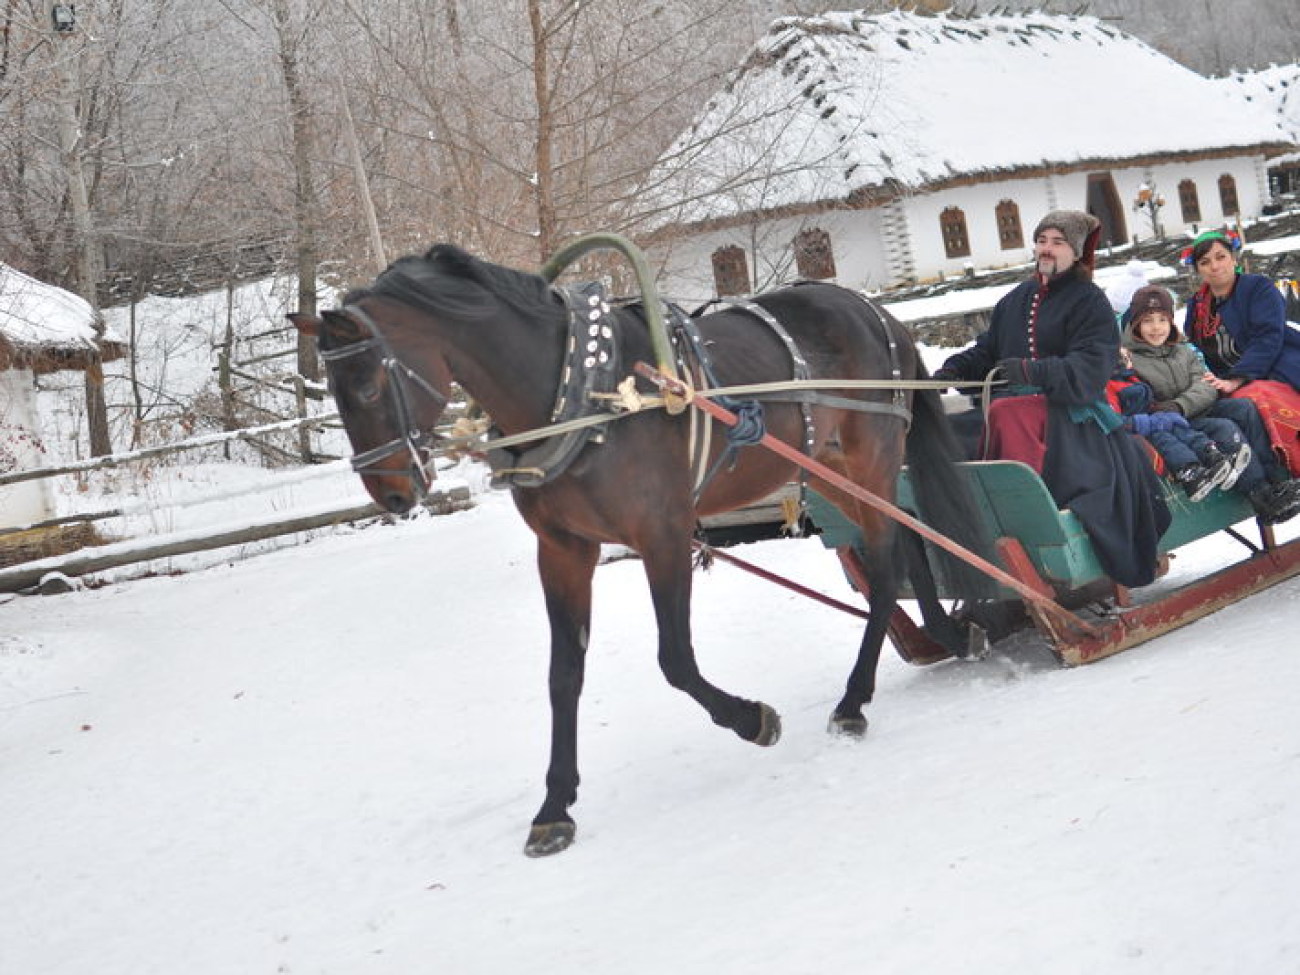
[903, 383, 999, 600]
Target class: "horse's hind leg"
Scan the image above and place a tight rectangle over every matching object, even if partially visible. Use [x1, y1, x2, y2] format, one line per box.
[642, 537, 781, 747]
[898, 527, 986, 659]
[525, 531, 601, 858]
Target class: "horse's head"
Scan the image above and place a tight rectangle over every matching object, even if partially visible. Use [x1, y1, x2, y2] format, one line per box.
[289, 300, 453, 515]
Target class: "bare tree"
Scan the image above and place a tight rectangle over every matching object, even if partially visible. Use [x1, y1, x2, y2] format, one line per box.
[327, 0, 760, 272]
[268, 0, 324, 384]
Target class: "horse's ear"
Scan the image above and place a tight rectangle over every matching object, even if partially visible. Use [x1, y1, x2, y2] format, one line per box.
[320, 308, 365, 341]
[287, 312, 320, 337]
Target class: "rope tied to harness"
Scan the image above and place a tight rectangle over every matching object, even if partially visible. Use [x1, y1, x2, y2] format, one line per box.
[718, 396, 765, 448]
[692, 395, 766, 496]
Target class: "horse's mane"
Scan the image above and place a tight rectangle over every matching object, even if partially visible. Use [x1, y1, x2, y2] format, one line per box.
[360, 244, 563, 326]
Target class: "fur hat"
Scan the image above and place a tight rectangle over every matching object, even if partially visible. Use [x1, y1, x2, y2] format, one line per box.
[1127, 285, 1179, 339]
[1033, 210, 1101, 260]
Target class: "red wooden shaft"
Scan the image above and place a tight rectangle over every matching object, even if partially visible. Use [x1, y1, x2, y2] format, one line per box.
[693, 541, 870, 621]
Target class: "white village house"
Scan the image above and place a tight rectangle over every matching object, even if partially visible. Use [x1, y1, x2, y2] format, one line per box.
[1216, 62, 1300, 204]
[0, 264, 124, 529]
[642, 9, 1295, 302]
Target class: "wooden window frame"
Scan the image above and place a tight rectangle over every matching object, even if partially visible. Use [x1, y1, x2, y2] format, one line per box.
[792, 227, 837, 280]
[995, 200, 1023, 250]
[711, 245, 750, 297]
[1178, 179, 1202, 224]
[940, 206, 971, 259]
[1218, 174, 1240, 217]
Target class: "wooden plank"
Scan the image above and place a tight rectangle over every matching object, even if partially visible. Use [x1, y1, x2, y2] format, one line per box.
[0, 413, 340, 487]
[0, 489, 472, 592]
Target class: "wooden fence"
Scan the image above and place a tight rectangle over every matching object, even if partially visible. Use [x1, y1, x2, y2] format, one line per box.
[0, 414, 473, 592]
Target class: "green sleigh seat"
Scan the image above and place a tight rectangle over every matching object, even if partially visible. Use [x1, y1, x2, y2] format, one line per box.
[806, 460, 1258, 597]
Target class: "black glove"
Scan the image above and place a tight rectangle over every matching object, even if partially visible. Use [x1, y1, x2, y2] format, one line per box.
[996, 358, 1033, 386]
[931, 366, 960, 390]
[1117, 382, 1152, 416]
[1151, 400, 1183, 414]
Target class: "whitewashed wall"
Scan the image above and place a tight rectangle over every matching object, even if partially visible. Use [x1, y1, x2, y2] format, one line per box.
[0, 369, 55, 527]
[902, 181, 1046, 283]
[1112, 155, 1270, 239]
[651, 153, 1271, 297]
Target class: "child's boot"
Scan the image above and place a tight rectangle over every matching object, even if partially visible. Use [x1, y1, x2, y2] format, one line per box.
[1174, 462, 1223, 502]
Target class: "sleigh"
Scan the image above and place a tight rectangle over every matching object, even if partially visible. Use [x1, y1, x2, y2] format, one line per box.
[805, 460, 1300, 666]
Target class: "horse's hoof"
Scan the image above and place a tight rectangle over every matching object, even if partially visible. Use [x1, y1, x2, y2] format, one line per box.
[828, 712, 869, 738]
[524, 821, 576, 857]
[752, 702, 782, 746]
[963, 621, 991, 660]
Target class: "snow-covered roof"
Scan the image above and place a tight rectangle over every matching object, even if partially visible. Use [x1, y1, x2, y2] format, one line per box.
[0, 263, 125, 373]
[1216, 63, 1300, 165]
[646, 10, 1292, 228]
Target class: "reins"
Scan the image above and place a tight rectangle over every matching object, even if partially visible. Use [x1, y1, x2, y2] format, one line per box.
[434, 376, 977, 457]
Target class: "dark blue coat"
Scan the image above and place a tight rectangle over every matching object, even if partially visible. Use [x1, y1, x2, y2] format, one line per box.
[1184, 273, 1300, 389]
[942, 268, 1171, 588]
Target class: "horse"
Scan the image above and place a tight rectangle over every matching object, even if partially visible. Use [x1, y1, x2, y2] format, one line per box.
[289, 243, 993, 856]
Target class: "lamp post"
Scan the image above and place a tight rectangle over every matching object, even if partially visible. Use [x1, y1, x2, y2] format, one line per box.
[1133, 182, 1166, 241]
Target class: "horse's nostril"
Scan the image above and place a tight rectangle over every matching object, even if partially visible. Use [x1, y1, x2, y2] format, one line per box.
[384, 492, 414, 514]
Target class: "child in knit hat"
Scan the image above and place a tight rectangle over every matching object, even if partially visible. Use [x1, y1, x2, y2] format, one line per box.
[1120, 285, 1267, 506]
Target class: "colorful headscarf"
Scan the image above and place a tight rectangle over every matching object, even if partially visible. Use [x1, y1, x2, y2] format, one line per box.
[1179, 229, 1242, 266]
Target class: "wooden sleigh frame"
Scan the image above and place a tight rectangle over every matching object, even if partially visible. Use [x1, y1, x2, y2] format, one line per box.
[807, 460, 1300, 666]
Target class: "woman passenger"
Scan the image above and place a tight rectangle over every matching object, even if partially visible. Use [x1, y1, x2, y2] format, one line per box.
[1182, 230, 1300, 523]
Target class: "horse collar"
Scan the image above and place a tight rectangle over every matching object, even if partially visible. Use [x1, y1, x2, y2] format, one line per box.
[486, 282, 620, 488]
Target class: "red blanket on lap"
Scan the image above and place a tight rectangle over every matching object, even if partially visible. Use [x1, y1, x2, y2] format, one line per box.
[982, 394, 1047, 472]
[1230, 381, 1300, 477]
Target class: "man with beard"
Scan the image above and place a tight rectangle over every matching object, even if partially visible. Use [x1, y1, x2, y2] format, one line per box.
[931, 210, 1171, 589]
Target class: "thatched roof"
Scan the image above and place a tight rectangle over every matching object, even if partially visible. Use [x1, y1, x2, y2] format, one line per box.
[1216, 63, 1300, 169]
[0, 264, 127, 374]
[644, 9, 1293, 230]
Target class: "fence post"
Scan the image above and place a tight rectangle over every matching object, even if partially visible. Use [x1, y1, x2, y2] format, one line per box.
[295, 375, 312, 462]
[221, 279, 238, 459]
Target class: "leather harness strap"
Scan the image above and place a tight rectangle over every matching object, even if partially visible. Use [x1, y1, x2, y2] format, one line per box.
[486, 283, 620, 488]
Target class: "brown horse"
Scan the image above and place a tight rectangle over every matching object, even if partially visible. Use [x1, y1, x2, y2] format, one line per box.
[290, 244, 992, 856]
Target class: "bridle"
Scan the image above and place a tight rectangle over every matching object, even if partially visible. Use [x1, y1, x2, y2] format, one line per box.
[318, 304, 449, 491]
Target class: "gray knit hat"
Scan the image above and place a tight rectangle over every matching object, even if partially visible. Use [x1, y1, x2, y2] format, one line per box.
[1033, 210, 1101, 259]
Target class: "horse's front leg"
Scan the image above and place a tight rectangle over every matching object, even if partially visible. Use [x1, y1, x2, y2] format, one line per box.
[525, 532, 600, 858]
[642, 538, 781, 747]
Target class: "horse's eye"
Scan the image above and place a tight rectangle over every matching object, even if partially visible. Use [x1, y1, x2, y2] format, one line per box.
[356, 381, 382, 405]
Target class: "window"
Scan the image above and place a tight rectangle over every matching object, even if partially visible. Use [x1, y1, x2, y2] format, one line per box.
[711, 245, 750, 297]
[1218, 174, 1239, 217]
[940, 207, 970, 259]
[1178, 179, 1201, 224]
[792, 228, 836, 280]
[995, 200, 1023, 250]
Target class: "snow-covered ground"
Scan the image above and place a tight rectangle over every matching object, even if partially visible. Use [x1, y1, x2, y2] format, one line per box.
[2, 473, 1299, 974]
